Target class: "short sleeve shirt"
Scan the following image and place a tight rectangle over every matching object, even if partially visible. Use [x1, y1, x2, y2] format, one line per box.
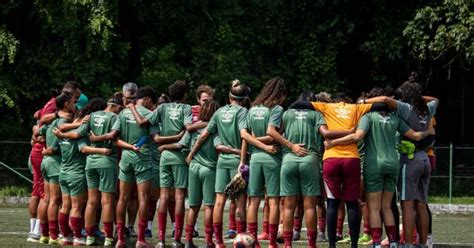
[311, 102, 372, 160]
[247, 105, 283, 160]
[148, 102, 192, 166]
[59, 131, 88, 175]
[206, 104, 248, 169]
[179, 129, 219, 169]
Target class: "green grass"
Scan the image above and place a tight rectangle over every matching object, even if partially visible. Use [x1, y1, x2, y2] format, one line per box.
[429, 196, 474, 205]
[0, 207, 474, 247]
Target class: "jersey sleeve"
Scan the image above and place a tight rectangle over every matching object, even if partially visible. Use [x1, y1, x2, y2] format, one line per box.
[269, 105, 284, 128]
[427, 100, 439, 116]
[395, 101, 412, 120]
[111, 114, 121, 131]
[150, 124, 160, 136]
[183, 104, 192, 126]
[213, 135, 222, 148]
[398, 119, 411, 135]
[315, 112, 326, 129]
[311, 102, 326, 112]
[237, 107, 248, 130]
[77, 137, 88, 151]
[357, 114, 370, 133]
[356, 104, 373, 120]
[148, 105, 162, 126]
[38, 125, 48, 136]
[178, 131, 191, 148]
[75, 123, 89, 137]
[206, 110, 218, 134]
[42, 100, 57, 116]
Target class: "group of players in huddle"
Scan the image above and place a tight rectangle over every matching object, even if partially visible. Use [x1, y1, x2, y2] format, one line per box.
[25, 74, 438, 248]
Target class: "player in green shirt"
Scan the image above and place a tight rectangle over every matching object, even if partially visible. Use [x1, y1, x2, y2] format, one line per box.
[187, 81, 277, 248]
[127, 81, 192, 248]
[158, 100, 220, 248]
[108, 86, 158, 248]
[245, 77, 287, 248]
[54, 94, 125, 246]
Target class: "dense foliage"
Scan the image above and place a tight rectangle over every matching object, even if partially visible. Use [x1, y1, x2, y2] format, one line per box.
[0, 0, 472, 143]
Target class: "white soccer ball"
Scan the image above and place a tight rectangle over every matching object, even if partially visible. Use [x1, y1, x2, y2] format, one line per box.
[233, 233, 256, 248]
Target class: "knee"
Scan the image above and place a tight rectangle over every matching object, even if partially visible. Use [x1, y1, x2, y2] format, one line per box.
[415, 202, 427, 212]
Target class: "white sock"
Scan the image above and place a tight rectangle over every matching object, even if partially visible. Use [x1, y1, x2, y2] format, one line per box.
[33, 219, 41, 236]
[194, 224, 198, 232]
[148, 221, 153, 230]
[29, 218, 36, 234]
[172, 222, 175, 231]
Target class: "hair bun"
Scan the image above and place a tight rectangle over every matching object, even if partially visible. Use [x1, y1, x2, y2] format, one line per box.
[231, 79, 241, 87]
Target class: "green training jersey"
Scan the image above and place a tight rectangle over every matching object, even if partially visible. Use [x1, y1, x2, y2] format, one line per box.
[112, 105, 153, 168]
[77, 110, 118, 170]
[150, 124, 161, 167]
[282, 109, 325, 161]
[149, 102, 192, 166]
[207, 104, 248, 169]
[58, 128, 88, 175]
[358, 111, 410, 170]
[247, 105, 283, 161]
[39, 119, 63, 172]
[179, 129, 219, 169]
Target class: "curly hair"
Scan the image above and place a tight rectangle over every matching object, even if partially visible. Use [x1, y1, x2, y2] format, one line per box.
[252, 77, 287, 108]
[314, 91, 332, 103]
[398, 72, 428, 116]
[199, 100, 220, 122]
[196, 84, 215, 100]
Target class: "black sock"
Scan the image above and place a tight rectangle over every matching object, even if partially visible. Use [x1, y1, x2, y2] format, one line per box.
[427, 204, 432, 234]
[391, 194, 400, 240]
[346, 200, 360, 248]
[327, 198, 340, 248]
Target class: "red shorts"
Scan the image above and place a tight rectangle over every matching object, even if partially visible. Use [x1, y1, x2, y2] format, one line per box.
[30, 151, 45, 198]
[323, 158, 360, 202]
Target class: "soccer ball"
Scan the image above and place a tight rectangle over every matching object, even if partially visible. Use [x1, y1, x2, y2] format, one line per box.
[233, 233, 256, 248]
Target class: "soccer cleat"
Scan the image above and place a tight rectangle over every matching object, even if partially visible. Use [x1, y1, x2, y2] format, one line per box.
[145, 228, 152, 238]
[373, 242, 382, 248]
[185, 242, 198, 248]
[172, 241, 185, 248]
[94, 227, 105, 238]
[48, 238, 60, 245]
[358, 233, 372, 244]
[155, 240, 166, 248]
[257, 231, 270, 240]
[362, 239, 374, 245]
[389, 241, 398, 248]
[61, 235, 74, 245]
[73, 237, 87, 246]
[126, 225, 137, 237]
[337, 235, 351, 244]
[39, 235, 49, 244]
[292, 230, 301, 241]
[193, 229, 199, 238]
[104, 237, 114, 246]
[317, 232, 327, 242]
[336, 234, 343, 242]
[115, 239, 127, 248]
[427, 234, 433, 248]
[86, 236, 96, 246]
[136, 240, 154, 248]
[225, 229, 237, 239]
[26, 233, 40, 243]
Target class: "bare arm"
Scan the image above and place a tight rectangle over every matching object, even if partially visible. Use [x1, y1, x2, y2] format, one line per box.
[185, 122, 207, 133]
[80, 146, 111, 155]
[402, 126, 435, 141]
[40, 113, 57, 125]
[324, 130, 366, 149]
[90, 130, 119, 143]
[215, 144, 241, 155]
[53, 128, 82, 140]
[159, 143, 183, 153]
[239, 139, 248, 167]
[128, 104, 150, 126]
[241, 129, 277, 154]
[41, 147, 56, 156]
[186, 130, 210, 164]
[114, 139, 139, 152]
[256, 135, 275, 144]
[319, 125, 355, 139]
[267, 125, 308, 156]
[364, 96, 398, 109]
[422, 96, 439, 103]
[152, 130, 185, 145]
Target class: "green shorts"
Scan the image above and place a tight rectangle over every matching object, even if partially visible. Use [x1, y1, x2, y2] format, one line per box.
[86, 167, 118, 193]
[280, 156, 320, 196]
[41, 157, 61, 184]
[188, 161, 216, 206]
[364, 162, 399, 193]
[248, 157, 281, 197]
[160, 163, 188, 189]
[59, 173, 87, 196]
[119, 167, 152, 184]
[215, 167, 237, 193]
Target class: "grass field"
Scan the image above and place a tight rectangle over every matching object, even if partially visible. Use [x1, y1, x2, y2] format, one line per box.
[0, 207, 473, 247]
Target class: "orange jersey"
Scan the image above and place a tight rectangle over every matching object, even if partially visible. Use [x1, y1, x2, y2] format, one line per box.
[311, 102, 372, 160]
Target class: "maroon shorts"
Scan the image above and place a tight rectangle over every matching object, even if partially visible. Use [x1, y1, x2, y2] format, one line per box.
[323, 158, 360, 202]
[30, 152, 45, 198]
